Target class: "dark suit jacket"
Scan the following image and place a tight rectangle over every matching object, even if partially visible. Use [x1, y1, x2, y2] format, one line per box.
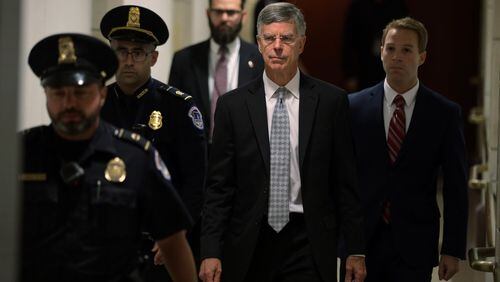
[201, 73, 364, 282]
[348, 82, 468, 268]
[168, 38, 264, 135]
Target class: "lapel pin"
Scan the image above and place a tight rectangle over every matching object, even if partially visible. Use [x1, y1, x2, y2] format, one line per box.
[248, 60, 254, 68]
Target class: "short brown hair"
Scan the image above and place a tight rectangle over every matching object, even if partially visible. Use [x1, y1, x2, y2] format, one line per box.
[382, 17, 428, 53]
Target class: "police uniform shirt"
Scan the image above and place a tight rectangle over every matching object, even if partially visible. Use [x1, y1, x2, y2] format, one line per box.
[101, 78, 206, 219]
[20, 121, 192, 282]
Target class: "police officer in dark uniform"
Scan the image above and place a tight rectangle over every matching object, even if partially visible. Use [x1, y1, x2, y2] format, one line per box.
[99, 5, 207, 281]
[20, 33, 197, 282]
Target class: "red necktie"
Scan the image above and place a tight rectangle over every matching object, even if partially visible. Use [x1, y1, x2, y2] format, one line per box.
[210, 46, 228, 140]
[387, 95, 406, 164]
[383, 94, 406, 224]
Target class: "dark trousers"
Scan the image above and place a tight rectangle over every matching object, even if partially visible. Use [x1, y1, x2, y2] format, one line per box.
[243, 213, 323, 282]
[340, 221, 432, 282]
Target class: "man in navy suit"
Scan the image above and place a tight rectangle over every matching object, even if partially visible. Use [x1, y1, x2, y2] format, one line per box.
[345, 17, 468, 281]
[169, 0, 264, 140]
[199, 3, 366, 282]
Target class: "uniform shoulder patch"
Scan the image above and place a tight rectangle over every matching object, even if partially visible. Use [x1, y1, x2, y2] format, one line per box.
[113, 128, 152, 152]
[158, 85, 192, 101]
[154, 150, 171, 181]
[188, 106, 204, 130]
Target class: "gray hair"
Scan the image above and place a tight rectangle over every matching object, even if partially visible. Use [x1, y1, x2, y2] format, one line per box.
[256, 2, 306, 36]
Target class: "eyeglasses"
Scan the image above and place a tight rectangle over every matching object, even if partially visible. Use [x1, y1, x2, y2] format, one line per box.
[114, 49, 152, 62]
[209, 8, 242, 17]
[257, 34, 299, 46]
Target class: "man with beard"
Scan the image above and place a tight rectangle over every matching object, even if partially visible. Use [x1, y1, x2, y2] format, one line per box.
[20, 32, 197, 282]
[99, 5, 207, 282]
[169, 0, 264, 141]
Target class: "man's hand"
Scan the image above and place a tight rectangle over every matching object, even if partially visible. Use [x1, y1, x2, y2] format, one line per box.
[157, 230, 197, 282]
[151, 242, 164, 265]
[344, 255, 366, 282]
[199, 258, 222, 282]
[438, 255, 460, 281]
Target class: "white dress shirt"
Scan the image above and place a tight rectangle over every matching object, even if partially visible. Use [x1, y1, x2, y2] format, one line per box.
[383, 79, 419, 138]
[263, 69, 303, 213]
[208, 38, 240, 102]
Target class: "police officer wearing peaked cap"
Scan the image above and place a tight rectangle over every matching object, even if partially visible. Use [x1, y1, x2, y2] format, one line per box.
[100, 5, 169, 45]
[99, 5, 208, 282]
[20, 33, 197, 282]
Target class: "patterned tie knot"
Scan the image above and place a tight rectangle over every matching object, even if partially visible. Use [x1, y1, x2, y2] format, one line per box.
[393, 95, 405, 109]
[218, 45, 228, 60]
[276, 87, 288, 102]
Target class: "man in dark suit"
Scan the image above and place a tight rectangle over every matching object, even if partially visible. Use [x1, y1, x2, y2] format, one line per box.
[169, 0, 264, 140]
[346, 17, 468, 281]
[199, 3, 366, 282]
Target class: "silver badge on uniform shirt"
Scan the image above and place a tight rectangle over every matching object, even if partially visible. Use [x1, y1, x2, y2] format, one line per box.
[154, 150, 171, 181]
[105, 157, 127, 183]
[188, 106, 204, 130]
[149, 110, 163, 130]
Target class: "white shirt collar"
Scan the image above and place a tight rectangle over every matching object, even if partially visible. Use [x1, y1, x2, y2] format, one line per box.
[210, 37, 240, 56]
[383, 79, 419, 106]
[263, 69, 300, 101]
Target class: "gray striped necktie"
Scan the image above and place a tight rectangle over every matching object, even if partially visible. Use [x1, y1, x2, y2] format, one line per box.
[268, 86, 290, 232]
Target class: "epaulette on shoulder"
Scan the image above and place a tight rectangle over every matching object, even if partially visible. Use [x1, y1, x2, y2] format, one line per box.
[113, 128, 152, 152]
[158, 85, 193, 101]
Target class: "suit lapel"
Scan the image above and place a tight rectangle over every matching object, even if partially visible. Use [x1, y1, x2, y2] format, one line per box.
[193, 41, 210, 117]
[246, 79, 270, 174]
[238, 40, 257, 86]
[298, 74, 319, 168]
[396, 86, 427, 163]
[368, 84, 390, 165]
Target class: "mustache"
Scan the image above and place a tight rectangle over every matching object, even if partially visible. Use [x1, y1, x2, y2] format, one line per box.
[121, 66, 135, 71]
[57, 109, 84, 119]
[216, 23, 231, 29]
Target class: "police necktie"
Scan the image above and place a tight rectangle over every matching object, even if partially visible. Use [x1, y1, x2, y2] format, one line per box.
[268, 87, 290, 232]
[210, 46, 228, 140]
[383, 94, 406, 223]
